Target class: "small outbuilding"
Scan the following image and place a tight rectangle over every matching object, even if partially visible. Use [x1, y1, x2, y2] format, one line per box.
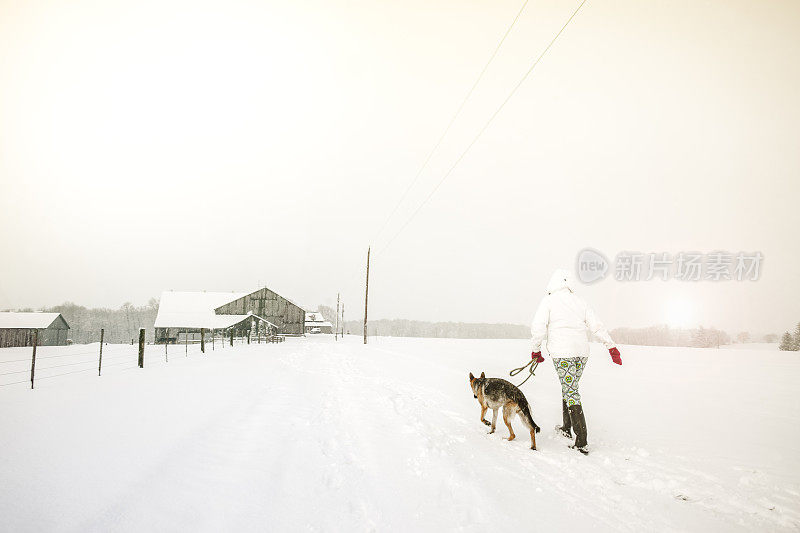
[305, 311, 333, 334]
[0, 312, 71, 347]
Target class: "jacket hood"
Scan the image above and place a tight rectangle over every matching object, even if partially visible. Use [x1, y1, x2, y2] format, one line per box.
[546, 269, 574, 294]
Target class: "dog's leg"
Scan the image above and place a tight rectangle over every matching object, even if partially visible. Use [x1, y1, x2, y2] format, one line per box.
[489, 408, 498, 434]
[530, 428, 537, 451]
[503, 403, 516, 441]
[480, 405, 490, 426]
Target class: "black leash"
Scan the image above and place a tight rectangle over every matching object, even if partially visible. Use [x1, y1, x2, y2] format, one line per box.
[509, 358, 539, 387]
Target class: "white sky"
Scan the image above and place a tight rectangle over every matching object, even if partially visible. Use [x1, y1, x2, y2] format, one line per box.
[1, 0, 798, 335]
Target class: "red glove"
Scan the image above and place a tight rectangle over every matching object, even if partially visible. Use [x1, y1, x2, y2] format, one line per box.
[609, 347, 622, 365]
[531, 351, 545, 363]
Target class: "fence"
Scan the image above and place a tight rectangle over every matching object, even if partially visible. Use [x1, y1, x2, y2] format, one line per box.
[68, 328, 150, 345]
[0, 327, 287, 390]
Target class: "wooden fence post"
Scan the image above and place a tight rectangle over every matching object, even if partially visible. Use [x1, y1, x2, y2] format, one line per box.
[246, 329, 250, 345]
[138, 328, 145, 368]
[229, 328, 234, 347]
[98, 328, 104, 376]
[364, 246, 370, 345]
[185, 329, 188, 357]
[165, 333, 168, 362]
[212, 329, 215, 351]
[201, 328, 205, 354]
[30, 329, 38, 389]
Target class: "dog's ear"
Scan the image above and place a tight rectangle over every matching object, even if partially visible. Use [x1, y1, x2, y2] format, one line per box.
[480, 371, 485, 379]
[469, 372, 474, 382]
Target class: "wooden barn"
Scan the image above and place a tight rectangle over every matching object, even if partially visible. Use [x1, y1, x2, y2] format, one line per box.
[215, 288, 306, 335]
[0, 312, 70, 347]
[154, 287, 305, 343]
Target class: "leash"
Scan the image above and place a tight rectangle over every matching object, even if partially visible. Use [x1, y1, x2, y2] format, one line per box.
[509, 358, 539, 387]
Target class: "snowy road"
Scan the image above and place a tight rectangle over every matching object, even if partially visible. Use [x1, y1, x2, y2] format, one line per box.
[1, 336, 798, 531]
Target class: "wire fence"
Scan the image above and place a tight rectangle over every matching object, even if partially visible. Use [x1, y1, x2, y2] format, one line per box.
[67, 328, 148, 345]
[0, 329, 283, 389]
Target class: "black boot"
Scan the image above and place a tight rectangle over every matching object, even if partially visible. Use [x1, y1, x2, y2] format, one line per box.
[555, 400, 572, 438]
[568, 404, 588, 455]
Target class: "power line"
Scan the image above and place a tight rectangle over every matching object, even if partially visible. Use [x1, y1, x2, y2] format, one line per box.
[335, 0, 533, 298]
[371, 0, 531, 245]
[335, 0, 531, 298]
[376, 0, 588, 258]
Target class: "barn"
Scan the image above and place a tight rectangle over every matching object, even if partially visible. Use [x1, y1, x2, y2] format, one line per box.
[214, 288, 305, 335]
[0, 312, 71, 347]
[154, 287, 305, 343]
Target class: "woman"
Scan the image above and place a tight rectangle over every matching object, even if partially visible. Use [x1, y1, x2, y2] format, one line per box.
[530, 269, 622, 455]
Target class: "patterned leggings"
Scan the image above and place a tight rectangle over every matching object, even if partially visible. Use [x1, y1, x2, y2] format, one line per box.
[553, 357, 588, 406]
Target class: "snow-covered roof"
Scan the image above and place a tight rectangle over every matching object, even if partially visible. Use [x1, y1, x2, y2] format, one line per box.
[305, 312, 332, 328]
[248, 315, 279, 329]
[202, 314, 255, 329]
[0, 312, 66, 329]
[154, 291, 249, 328]
[306, 321, 333, 328]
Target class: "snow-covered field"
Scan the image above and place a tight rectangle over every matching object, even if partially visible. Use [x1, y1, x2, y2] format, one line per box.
[1, 336, 798, 532]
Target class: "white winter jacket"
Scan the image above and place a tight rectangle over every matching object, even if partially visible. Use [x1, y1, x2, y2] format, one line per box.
[531, 269, 616, 357]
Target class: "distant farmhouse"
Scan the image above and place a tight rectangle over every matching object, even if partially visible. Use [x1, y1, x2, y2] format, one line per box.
[154, 287, 305, 343]
[0, 312, 70, 347]
[305, 311, 333, 334]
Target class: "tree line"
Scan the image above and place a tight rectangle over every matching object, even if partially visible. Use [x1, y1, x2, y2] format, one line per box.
[320, 305, 784, 348]
[5, 300, 160, 344]
[314, 306, 527, 338]
[610, 325, 738, 348]
[779, 323, 800, 351]
[5, 298, 790, 349]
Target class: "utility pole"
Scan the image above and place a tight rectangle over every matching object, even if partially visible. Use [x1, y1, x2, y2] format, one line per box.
[335, 293, 340, 341]
[98, 328, 104, 376]
[364, 246, 370, 345]
[30, 329, 38, 389]
[341, 302, 345, 337]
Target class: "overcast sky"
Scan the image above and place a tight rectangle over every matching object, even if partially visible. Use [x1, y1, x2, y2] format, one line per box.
[1, 0, 798, 335]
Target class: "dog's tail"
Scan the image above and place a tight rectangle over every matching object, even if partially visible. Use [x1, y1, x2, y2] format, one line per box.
[517, 397, 541, 433]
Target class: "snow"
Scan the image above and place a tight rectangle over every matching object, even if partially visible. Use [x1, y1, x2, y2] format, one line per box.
[1, 337, 798, 531]
[0, 312, 63, 329]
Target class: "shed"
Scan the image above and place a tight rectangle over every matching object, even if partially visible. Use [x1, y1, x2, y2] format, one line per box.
[305, 311, 333, 334]
[0, 312, 71, 347]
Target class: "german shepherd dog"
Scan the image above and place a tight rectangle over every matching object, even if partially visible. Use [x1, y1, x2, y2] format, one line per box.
[469, 372, 541, 450]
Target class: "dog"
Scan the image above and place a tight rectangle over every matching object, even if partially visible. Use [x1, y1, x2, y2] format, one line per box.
[469, 372, 541, 450]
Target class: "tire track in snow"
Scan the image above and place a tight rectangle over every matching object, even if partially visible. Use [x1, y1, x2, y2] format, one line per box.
[324, 341, 800, 531]
[288, 342, 628, 531]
